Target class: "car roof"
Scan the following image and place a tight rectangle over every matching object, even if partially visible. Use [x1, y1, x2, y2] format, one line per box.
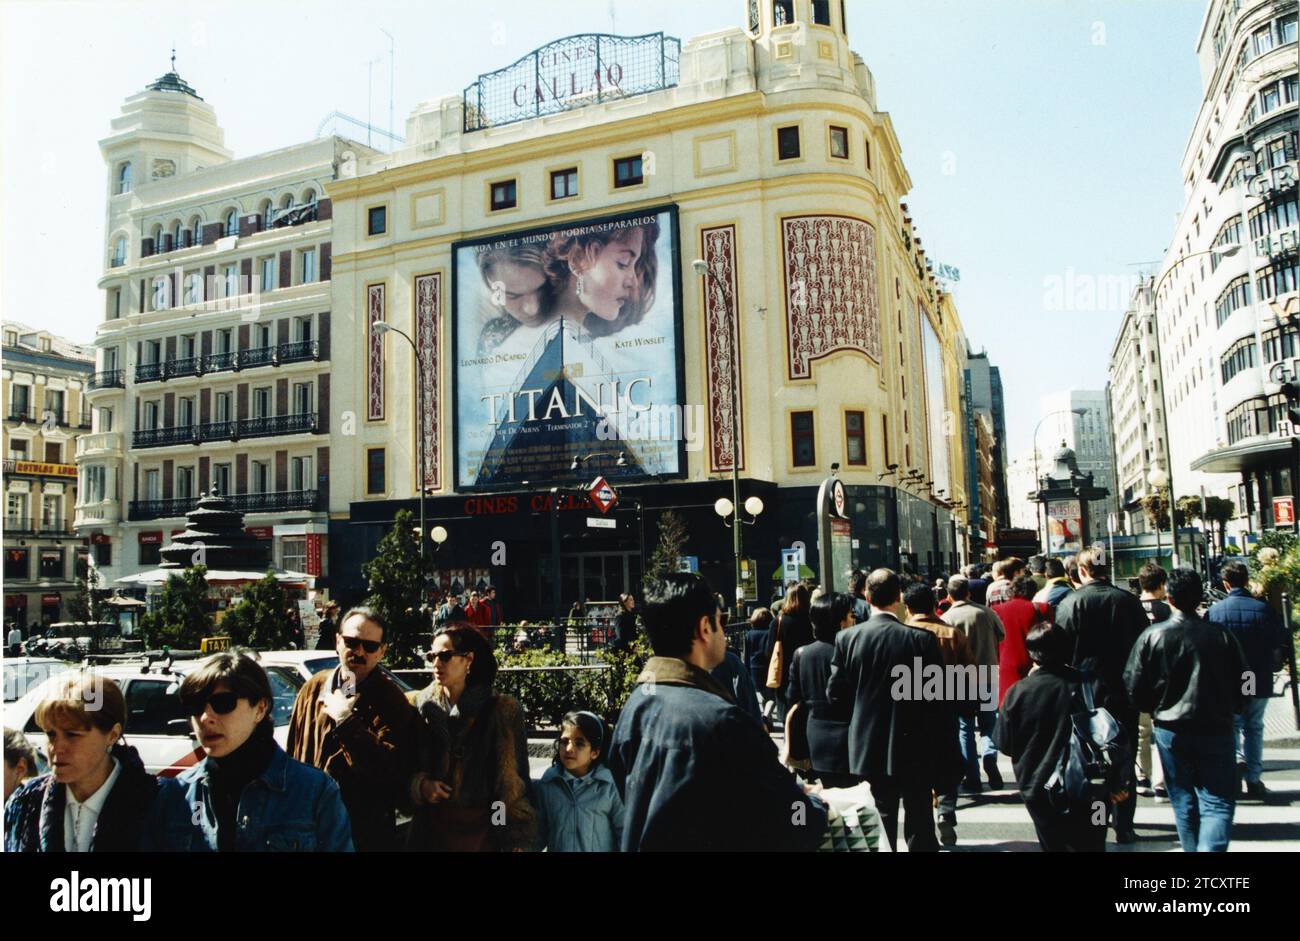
[257, 650, 337, 664]
[2, 657, 69, 667]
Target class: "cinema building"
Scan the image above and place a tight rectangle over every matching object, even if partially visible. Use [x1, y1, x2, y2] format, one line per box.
[76, 63, 381, 590]
[326, 2, 974, 615]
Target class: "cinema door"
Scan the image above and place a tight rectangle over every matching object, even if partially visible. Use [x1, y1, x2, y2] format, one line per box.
[543, 551, 641, 608]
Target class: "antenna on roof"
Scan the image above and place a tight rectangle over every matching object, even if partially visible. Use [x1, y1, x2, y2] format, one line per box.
[171, 46, 176, 72]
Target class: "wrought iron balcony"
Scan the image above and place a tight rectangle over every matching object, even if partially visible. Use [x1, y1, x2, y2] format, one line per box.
[278, 340, 319, 364]
[128, 498, 194, 522]
[198, 419, 237, 443]
[135, 362, 165, 383]
[169, 356, 202, 379]
[87, 370, 125, 390]
[38, 522, 76, 536]
[241, 346, 276, 369]
[5, 407, 37, 423]
[239, 412, 317, 440]
[4, 516, 36, 534]
[227, 489, 320, 513]
[133, 425, 199, 448]
[206, 350, 239, 373]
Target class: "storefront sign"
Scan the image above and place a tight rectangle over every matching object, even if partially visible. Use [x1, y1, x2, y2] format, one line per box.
[8, 461, 77, 478]
[306, 534, 322, 576]
[1275, 496, 1295, 527]
[41, 594, 61, 605]
[586, 516, 616, 529]
[245, 527, 273, 539]
[453, 206, 684, 490]
[138, 532, 163, 544]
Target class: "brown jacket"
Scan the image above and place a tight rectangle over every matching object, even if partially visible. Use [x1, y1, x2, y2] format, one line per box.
[908, 613, 977, 667]
[405, 681, 535, 852]
[286, 667, 416, 852]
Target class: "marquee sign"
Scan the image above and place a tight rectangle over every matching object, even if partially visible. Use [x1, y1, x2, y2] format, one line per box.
[463, 32, 681, 131]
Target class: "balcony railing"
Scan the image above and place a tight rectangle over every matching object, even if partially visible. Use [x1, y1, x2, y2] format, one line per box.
[127, 498, 194, 522]
[76, 432, 123, 458]
[88, 370, 125, 390]
[39, 522, 76, 536]
[169, 356, 202, 379]
[206, 350, 238, 373]
[5, 407, 36, 423]
[131, 412, 319, 449]
[241, 346, 276, 369]
[239, 412, 317, 440]
[228, 489, 320, 513]
[135, 362, 165, 383]
[278, 340, 319, 364]
[133, 425, 199, 448]
[4, 517, 36, 534]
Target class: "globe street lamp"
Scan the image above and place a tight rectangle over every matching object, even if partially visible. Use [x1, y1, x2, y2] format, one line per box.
[1148, 465, 1169, 567]
[371, 320, 428, 562]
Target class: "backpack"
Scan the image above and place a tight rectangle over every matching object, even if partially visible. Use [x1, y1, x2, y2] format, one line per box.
[1044, 677, 1130, 813]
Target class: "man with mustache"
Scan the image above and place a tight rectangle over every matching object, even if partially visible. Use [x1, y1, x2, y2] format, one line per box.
[287, 606, 416, 851]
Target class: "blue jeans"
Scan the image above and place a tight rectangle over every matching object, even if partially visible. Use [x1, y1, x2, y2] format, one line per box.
[958, 710, 998, 781]
[1234, 697, 1268, 784]
[1153, 727, 1236, 853]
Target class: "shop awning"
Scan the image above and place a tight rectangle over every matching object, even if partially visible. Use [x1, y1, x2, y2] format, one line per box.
[1190, 436, 1294, 474]
[115, 568, 313, 588]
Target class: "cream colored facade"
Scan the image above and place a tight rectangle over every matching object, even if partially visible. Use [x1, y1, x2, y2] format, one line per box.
[318, 1, 975, 604]
[79, 65, 380, 588]
[2, 326, 94, 628]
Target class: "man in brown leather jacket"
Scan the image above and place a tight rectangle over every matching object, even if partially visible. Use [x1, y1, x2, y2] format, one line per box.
[287, 605, 416, 851]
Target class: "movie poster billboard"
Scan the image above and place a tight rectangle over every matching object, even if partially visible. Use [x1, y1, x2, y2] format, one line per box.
[1047, 499, 1083, 553]
[453, 206, 683, 491]
[920, 308, 950, 498]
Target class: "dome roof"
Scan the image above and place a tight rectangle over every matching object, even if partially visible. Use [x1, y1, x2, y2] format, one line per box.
[145, 51, 202, 100]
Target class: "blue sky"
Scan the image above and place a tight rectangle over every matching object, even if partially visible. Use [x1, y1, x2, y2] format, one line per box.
[0, 0, 1208, 457]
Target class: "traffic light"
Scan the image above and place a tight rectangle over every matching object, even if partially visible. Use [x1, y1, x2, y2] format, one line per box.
[1283, 380, 1300, 427]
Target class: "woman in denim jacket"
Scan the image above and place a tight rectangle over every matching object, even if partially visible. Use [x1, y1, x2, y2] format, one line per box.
[155, 650, 353, 852]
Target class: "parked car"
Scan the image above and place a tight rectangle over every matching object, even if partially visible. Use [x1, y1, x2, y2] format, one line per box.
[8, 657, 305, 777]
[3, 657, 73, 703]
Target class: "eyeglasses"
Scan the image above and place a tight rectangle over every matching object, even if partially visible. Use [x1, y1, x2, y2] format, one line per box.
[425, 649, 467, 664]
[341, 635, 382, 654]
[182, 691, 240, 718]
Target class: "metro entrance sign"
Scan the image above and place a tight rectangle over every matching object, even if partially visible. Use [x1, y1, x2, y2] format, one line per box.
[588, 476, 618, 514]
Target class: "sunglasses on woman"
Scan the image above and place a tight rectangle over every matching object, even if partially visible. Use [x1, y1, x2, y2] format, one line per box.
[425, 649, 468, 664]
[341, 635, 383, 654]
[182, 691, 241, 718]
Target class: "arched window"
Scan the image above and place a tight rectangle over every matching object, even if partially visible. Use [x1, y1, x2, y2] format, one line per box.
[190, 216, 203, 244]
[172, 221, 183, 248]
[112, 236, 127, 267]
[224, 209, 238, 237]
[279, 194, 294, 212]
[260, 199, 274, 229]
[152, 224, 163, 246]
[302, 189, 318, 206]
[118, 162, 133, 194]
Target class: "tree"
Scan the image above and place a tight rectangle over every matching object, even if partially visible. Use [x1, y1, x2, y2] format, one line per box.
[1142, 491, 1187, 532]
[219, 572, 290, 649]
[645, 509, 688, 585]
[361, 509, 431, 668]
[140, 566, 213, 650]
[1203, 496, 1235, 554]
[67, 564, 109, 652]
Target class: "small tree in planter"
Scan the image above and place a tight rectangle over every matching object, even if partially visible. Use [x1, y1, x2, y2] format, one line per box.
[645, 509, 688, 584]
[362, 509, 432, 668]
[220, 572, 291, 649]
[140, 566, 212, 651]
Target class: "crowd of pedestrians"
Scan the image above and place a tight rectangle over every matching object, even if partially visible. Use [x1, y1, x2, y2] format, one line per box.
[3, 550, 1290, 853]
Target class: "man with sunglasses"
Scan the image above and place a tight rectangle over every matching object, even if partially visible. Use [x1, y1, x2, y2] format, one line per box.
[287, 605, 417, 851]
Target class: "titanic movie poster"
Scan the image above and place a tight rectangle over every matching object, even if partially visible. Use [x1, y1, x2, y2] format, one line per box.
[452, 206, 683, 490]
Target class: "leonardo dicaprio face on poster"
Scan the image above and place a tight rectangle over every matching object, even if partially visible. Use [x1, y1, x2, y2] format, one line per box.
[453, 207, 683, 490]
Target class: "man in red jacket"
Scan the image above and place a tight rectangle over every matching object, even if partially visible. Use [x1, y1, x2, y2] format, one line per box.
[464, 591, 493, 629]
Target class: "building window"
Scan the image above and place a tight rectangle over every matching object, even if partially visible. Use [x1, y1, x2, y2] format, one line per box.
[845, 411, 866, 465]
[224, 210, 238, 237]
[840, 0, 847, 33]
[367, 448, 385, 494]
[111, 236, 127, 268]
[1257, 261, 1299, 300]
[176, 466, 194, 501]
[213, 463, 231, 495]
[1280, 14, 1297, 46]
[117, 162, 132, 195]
[110, 288, 122, 319]
[5, 548, 29, 581]
[224, 264, 238, 298]
[39, 549, 63, 579]
[94, 542, 112, 567]
[282, 538, 307, 572]
[295, 316, 313, 343]
[152, 276, 170, 311]
[8, 439, 28, 461]
[490, 179, 517, 211]
[139, 540, 161, 566]
[792, 411, 816, 467]
[550, 168, 578, 200]
[178, 396, 195, 427]
[183, 273, 202, 306]
[1220, 336, 1257, 384]
[290, 455, 313, 491]
[251, 461, 270, 494]
[812, 0, 831, 26]
[301, 248, 316, 284]
[829, 125, 849, 159]
[777, 125, 801, 160]
[293, 382, 313, 415]
[1253, 24, 1275, 57]
[748, 0, 760, 32]
[142, 401, 159, 431]
[773, 0, 794, 27]
[143, 469, 160, 501]
[1214, 275, 1251, 326]
[261, 257, 276, 293]
[864, 137, 871, 170]
[368, 206, 387, 236]
[253, 387, 272, 419]
[613, 155, 643, 188]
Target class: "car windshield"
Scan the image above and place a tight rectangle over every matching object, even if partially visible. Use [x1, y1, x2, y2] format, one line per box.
[305, 656, 338, 674]
[264, 667, 302, 727]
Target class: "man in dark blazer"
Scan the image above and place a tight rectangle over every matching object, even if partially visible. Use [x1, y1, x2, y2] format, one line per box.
[827, 568, 946, 852]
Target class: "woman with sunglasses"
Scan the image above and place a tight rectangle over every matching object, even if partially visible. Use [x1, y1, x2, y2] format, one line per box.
[5, 673, 167, 852]
[155, 649, 353, 851]
[406, 624, 536, 851]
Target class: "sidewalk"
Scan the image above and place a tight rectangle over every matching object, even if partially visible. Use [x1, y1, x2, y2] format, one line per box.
[1265, 673, 1299, 745]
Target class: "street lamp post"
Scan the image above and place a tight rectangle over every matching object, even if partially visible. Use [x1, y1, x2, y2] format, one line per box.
[371, 320, 427, 562]
[693, 258, 746, 619]
[1148, 466, 1168, 567]
[1033, 408, 1088, 553]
